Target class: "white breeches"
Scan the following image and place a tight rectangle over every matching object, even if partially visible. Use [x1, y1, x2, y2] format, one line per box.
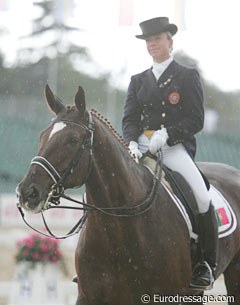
[138, 134, 210, 213]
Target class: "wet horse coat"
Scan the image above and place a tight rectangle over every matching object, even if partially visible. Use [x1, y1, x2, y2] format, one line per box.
[17, 86, 240, 305]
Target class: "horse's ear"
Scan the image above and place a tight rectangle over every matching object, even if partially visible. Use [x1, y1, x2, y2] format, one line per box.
[75, 86, 86, 115]
[45, 84, 65, 114]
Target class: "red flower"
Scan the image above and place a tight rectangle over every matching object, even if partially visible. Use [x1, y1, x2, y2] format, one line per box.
[15, 233, 63, 265]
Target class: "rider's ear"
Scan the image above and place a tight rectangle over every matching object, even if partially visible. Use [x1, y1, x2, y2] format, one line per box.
[45, 84, 65, 114]
[75, 86, 86, 115]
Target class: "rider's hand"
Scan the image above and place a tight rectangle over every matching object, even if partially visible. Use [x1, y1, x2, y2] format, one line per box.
[149, 128, 169, 154]
[128, 141, 143, 159]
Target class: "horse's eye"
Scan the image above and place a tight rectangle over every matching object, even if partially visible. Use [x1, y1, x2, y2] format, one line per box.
[68, 136, 78, 147]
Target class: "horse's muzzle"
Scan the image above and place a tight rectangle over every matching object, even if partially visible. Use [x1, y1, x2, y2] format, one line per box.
[16, 182, 44, 213]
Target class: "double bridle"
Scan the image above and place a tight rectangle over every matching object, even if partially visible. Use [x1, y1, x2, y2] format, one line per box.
[17, 111, 160, 239]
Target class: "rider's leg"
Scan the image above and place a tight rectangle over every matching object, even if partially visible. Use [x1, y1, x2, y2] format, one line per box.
[162, 143, 218, 290]
[190, 203, 218, 289]
[162, 144, 209, 213]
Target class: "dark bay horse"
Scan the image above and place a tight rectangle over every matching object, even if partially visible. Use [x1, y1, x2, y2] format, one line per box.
[17, 85, 240, 305]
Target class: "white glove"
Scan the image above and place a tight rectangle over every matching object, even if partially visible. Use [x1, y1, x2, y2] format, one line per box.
[149, 128, 169, 154]
[128, 141, 143, 159]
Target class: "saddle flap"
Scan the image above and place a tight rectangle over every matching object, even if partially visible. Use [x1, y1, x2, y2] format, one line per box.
[163, 166, 199, 232]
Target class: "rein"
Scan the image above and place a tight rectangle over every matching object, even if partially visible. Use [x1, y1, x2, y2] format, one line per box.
[17, 111, 162, 239]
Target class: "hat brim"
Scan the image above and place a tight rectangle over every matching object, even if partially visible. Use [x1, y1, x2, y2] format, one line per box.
[135, 24, 178, 40]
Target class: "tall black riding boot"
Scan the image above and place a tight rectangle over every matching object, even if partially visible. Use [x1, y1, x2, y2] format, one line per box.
[190, 203, 218, 290]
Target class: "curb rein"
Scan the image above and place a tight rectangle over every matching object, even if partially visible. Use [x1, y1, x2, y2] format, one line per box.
[17, 111, 161, 239]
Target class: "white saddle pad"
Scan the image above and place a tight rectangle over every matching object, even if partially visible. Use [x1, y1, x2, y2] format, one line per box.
[209, 185, 237, 238]
[162, 182, 237, 240]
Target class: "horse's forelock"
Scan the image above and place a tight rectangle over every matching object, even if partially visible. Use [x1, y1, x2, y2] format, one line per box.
[66, 105, 77, 112]
[55, 104, 88, 126]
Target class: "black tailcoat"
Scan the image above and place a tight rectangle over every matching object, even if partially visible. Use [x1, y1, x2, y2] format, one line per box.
[122, 60, 204, 159]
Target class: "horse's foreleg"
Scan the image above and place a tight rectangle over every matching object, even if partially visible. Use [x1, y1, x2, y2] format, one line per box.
[224, 254, 240, 305]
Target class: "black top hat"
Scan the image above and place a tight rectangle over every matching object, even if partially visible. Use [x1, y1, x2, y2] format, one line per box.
[136, 17, 178, 40]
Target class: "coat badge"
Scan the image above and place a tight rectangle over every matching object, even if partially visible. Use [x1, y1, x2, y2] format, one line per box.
[168, 92, 180, 104]
[159, 76, 172, 88]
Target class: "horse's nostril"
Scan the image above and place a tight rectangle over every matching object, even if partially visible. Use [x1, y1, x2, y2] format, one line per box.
[28, 185, 39, 199]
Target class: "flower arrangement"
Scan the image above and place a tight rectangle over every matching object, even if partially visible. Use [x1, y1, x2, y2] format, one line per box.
[15, 233, 63, 266]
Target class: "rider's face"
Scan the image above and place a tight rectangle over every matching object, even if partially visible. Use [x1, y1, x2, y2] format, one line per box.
[146, 32, 173, 63]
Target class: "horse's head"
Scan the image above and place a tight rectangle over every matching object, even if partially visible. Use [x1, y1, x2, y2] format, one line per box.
[17, 85, 94, 213]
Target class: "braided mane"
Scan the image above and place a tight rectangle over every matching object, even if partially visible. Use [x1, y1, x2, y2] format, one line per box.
[61, 106, 128, 151]
[90, 109, 129, 151]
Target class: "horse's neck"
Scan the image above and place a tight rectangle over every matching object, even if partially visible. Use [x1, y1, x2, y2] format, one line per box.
[86, 120, 151, 207]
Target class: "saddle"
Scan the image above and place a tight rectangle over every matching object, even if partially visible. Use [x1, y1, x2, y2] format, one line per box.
[141, 154, 209, 236]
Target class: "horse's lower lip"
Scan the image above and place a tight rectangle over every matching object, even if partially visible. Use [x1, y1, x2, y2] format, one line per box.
[20, 200, 45, 214]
